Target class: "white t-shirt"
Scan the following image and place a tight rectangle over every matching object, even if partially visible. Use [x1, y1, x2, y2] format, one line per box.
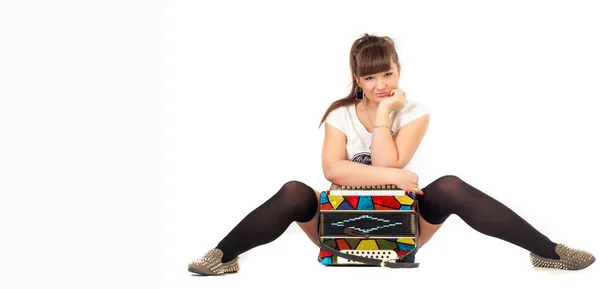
[324, 100, 431, 169]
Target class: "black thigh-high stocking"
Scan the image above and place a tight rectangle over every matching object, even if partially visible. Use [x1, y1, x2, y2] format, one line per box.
[418, 175, 559, 259]
[215, 181, 318, 262]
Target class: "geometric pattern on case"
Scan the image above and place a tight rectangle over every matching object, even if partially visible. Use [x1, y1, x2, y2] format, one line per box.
[317, 184, 421, 267]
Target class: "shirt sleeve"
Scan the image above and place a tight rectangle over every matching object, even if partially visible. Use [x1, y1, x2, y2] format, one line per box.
[324, 106, 348, 134]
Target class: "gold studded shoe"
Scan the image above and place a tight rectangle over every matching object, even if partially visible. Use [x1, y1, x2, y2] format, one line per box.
[530, 244, 595, 270]
[188, 248, 240, 276]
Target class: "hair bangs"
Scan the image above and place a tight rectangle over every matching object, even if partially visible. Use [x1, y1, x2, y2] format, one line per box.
[355, 44, 393, 77]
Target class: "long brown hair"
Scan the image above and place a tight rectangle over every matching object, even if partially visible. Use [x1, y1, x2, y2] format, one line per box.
[318, 33, 401, 128]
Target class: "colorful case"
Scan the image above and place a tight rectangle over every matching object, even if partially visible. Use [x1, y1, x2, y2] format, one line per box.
[317, 185, 420, 267]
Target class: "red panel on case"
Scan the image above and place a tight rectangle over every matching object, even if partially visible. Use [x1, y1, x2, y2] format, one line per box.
[345, 196, 359, 209]
[372, 196, 400, 209]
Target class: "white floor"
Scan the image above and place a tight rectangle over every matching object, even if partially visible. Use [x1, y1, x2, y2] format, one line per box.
[169, 215, 599, 289]
[5, 1, 600, 289]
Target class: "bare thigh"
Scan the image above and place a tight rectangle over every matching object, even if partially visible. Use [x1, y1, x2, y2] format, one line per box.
[296, 189, 321, 247]
[417, 214, 443, 248]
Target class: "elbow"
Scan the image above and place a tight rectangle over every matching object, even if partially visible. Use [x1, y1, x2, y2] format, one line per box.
[323, 167, 337, 184]
[391, 159, 407, 169]
[395, 155, 409, 169]
[324, 172, 337, 184]
[322, 160, 340, 184]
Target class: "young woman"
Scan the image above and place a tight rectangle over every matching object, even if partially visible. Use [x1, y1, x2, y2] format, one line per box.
[188, 33, 595, 275]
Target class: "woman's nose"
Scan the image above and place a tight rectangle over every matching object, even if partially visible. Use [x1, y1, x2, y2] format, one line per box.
[376, 78, 386, 90]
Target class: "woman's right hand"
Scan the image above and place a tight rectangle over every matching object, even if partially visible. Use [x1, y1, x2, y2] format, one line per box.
[394, 169, 423, 195]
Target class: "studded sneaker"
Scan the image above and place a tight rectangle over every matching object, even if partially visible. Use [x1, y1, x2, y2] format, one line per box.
[530, 244, 595, 270]
[188, 248, 240, 276]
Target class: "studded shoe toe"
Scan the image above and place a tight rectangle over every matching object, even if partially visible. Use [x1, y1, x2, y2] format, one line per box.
[188, 248, 240, 276]
[530, 244, 595, 270]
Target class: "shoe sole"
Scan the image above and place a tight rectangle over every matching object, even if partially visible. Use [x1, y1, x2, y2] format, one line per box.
[188, 266, 212, 275]
[188, 265, 238, 276]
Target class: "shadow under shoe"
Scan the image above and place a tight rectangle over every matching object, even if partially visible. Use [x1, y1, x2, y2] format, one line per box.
[188, 248, 239, 276]
[530, 244, 595, 270]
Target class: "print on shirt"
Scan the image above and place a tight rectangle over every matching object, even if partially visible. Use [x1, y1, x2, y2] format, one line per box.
[351, 152, 371, 165]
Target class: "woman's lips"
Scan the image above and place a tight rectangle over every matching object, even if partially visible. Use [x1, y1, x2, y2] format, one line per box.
[376, 92, 389, 97]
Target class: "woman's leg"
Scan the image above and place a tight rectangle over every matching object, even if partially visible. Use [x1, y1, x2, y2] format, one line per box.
[188, 180, 319, 275]
[416, 215, 443, 248]
[417, 175, 595, 270]
[296, 189, 321, 247]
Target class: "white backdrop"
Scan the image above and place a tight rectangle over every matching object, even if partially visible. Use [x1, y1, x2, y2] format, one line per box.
[1, 1, 165, 289]
[1, 1, 599, 289]
[167, 0, 600, 288]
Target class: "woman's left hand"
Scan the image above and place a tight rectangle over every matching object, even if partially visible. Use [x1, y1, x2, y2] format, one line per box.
[379, 88, 406, 112]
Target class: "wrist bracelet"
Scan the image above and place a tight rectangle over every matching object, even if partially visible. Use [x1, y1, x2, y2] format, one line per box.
[372, 125, 393, 135]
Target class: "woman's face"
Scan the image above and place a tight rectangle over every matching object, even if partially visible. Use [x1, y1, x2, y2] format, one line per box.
[356, 60, 400, 104]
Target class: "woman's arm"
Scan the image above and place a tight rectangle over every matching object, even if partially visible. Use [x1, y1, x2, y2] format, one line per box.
[324, 159, 402, 187]
[370, 106, 430, 169]
[322, 123, 402, 186]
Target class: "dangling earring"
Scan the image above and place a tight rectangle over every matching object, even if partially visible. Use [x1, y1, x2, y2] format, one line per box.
[355, 88, 363, 100]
